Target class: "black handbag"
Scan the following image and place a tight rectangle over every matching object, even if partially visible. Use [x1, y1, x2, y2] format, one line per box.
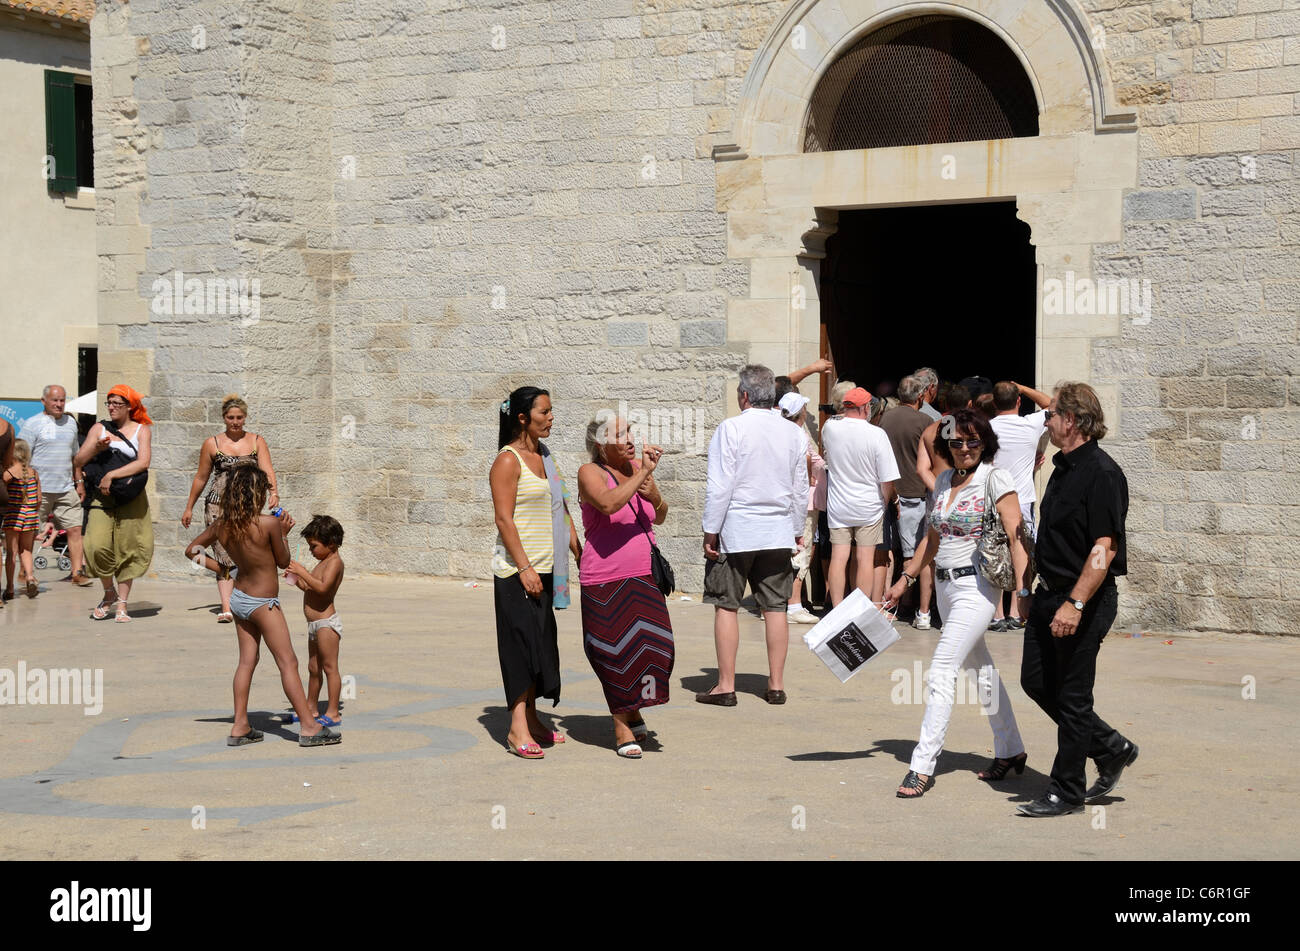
[599, 464, 675, 597]
[82, 419, 148, 507]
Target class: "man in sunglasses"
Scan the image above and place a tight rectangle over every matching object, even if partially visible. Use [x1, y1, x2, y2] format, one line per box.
[1016, 382, 1135, 817]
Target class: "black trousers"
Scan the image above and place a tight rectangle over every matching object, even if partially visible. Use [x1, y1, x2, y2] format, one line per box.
[1020, 585, 1128, 804]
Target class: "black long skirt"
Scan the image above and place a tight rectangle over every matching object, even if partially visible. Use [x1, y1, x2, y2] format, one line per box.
[494, 572, 561, 708]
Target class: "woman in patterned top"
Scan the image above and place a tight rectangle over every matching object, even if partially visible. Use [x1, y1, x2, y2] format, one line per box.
[181, 395, 281, 623]
[884, 408, 1034, 799]
[3, 439, 43, 599]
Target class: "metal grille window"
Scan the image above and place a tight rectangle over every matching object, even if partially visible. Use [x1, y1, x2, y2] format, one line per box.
[803, 15, 1038, 152]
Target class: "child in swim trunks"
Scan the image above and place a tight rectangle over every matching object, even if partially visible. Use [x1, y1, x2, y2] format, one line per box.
[186, 467, 340, 748]
[286, 515, 345, 727]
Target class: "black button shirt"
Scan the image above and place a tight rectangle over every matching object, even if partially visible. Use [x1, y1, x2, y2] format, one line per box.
[1036, 439, 1128, 591]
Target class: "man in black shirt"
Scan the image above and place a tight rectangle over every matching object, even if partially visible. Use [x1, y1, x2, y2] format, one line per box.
[1017, 382, 1137, 817]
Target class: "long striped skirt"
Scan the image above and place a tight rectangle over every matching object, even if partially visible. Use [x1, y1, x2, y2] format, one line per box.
[580, 575, 675, 714]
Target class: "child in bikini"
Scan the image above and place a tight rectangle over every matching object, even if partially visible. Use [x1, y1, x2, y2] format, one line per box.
[285, 515, 346, 727]
[186, 466, 340, 747]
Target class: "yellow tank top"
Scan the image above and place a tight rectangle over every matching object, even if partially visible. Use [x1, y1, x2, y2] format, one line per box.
[492, 446, 555, 578]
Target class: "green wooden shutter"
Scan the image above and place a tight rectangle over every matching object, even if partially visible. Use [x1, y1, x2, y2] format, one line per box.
[44, 69, 79, 194]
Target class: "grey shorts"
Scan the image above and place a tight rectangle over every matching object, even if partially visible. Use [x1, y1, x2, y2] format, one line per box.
[703, 549, 794, 612]
[898, 496, 929, 559]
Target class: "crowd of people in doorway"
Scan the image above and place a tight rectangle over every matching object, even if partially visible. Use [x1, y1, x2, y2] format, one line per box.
[491, 364, 1139, 817]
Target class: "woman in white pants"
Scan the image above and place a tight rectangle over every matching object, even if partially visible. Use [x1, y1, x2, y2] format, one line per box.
[884, 408, 1033, 798]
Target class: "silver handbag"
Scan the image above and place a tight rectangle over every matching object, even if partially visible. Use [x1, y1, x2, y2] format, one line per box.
[976, 474, 1017, 591]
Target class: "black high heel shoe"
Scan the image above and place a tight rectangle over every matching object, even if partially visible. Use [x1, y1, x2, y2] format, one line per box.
[978, 752, 1027, 781]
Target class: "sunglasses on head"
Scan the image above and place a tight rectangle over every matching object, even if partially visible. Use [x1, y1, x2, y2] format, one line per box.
[947, 438, 982, 450]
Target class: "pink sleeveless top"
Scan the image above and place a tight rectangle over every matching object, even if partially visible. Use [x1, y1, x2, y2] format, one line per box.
[579, 465, 656, 587]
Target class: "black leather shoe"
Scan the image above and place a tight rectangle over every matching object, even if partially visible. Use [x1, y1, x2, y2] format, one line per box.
[1085, 741, 1139, 802]
[1016, 793, 1084, 817]
[695, 687, 737, 707]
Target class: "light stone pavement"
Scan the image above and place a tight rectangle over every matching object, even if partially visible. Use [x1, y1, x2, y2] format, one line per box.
[1, 564, 1296, 861]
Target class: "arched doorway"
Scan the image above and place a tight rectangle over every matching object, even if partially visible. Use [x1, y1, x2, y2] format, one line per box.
[807, 14, 1041, 403]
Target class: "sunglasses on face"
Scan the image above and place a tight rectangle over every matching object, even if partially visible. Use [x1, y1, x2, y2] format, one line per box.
[106, 400, 128, 407]
[947, 438, 982, 450]
[1044, 410, 1057, 420]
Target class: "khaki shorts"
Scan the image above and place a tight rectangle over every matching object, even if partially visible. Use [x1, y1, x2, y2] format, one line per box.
[703, 549, 794, 612]
[828, 519, 883, 547]
[40, 490, 82, 531]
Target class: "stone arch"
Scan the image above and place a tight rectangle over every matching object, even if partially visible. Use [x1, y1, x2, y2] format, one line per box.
[718, 0, 1135, 161]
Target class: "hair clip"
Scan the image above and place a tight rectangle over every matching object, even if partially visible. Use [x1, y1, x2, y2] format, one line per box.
[500, 399, 510, 413]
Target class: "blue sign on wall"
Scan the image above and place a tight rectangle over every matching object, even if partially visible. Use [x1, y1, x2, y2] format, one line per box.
[0, 400, 44, 430]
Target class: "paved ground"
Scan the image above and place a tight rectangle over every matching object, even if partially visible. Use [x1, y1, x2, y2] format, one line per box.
[0, 562, 1296, 860]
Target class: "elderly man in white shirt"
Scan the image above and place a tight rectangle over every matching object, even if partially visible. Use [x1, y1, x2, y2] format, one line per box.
[698, 365, 809, 707]
[17, 385, 91, 585]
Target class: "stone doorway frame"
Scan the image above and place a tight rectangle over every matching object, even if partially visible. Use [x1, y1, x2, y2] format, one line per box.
[713, 0, 1139, 429]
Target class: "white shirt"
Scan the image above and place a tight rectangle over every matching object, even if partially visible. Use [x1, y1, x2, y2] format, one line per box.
[927, 463, 1016, 570]
[821, 417, 900, 529]
[990, 410, 1047, 507]
[17, 412, 79, 494]
[703, 408, 809, 553]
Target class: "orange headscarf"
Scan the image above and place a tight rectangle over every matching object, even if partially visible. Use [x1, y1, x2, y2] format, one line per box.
[107, 384, 154, 426]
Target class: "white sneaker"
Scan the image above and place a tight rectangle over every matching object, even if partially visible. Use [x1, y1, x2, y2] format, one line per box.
[913, 611, 932, 630]
[786, 607, 819, 624]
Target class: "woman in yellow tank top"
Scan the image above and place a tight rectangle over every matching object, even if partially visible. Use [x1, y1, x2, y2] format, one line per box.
[489, 386, 582, 759]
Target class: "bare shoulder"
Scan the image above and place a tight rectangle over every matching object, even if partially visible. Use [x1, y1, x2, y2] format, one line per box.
[490, 448, 518, 476]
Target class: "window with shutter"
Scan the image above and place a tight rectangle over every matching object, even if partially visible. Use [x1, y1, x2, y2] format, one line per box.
[75, 80, 94, 189]
[44, 69, 79, 194]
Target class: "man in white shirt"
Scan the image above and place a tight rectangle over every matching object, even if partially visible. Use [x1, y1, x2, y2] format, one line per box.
[17, 385, 91, 585]
[822, 387, 900, 608]
[988, 380, 1052, 629]
[699, 365, 810, 707]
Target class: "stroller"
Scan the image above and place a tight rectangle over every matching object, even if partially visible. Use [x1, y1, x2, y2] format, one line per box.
[33, 522, 73, 573]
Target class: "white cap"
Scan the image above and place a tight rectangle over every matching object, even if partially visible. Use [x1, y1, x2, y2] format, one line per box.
[778, 392, 809, 418]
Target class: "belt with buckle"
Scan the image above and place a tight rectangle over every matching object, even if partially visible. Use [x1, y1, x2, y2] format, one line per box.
[935, 565, 977, 582]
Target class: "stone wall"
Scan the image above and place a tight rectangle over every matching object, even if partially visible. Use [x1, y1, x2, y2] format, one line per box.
[91, 0, 1300, 634]
[1081, 0, 1300, 635]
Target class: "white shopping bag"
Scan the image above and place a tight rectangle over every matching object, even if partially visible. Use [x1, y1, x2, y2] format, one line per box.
[802, 588, 900, 683]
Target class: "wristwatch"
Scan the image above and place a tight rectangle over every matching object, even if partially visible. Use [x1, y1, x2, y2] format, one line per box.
[902, 572, 917, 588]
[1016, 587, 1031, 599]
[1069, 598, 1085, 611]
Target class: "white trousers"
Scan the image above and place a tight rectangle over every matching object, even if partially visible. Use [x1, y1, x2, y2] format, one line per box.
[909, 571, 1024, 776]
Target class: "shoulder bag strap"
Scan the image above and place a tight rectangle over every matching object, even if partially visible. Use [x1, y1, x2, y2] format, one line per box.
[596, 463, 655, 538]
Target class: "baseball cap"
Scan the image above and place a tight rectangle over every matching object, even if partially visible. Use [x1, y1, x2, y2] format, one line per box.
[841, 386, 872, 408]
[778, 392, 809, 418]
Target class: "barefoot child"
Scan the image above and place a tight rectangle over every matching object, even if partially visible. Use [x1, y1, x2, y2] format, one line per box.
[3, 440, 42, 600]
[285, 515, 345, 727]
[186, 467, 340, 747]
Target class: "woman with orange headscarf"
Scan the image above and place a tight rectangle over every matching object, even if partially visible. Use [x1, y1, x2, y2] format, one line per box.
[74, 385, 155, 621]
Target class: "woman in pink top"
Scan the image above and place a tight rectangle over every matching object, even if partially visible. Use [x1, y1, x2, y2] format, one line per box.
[577, 415, 675, 758]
